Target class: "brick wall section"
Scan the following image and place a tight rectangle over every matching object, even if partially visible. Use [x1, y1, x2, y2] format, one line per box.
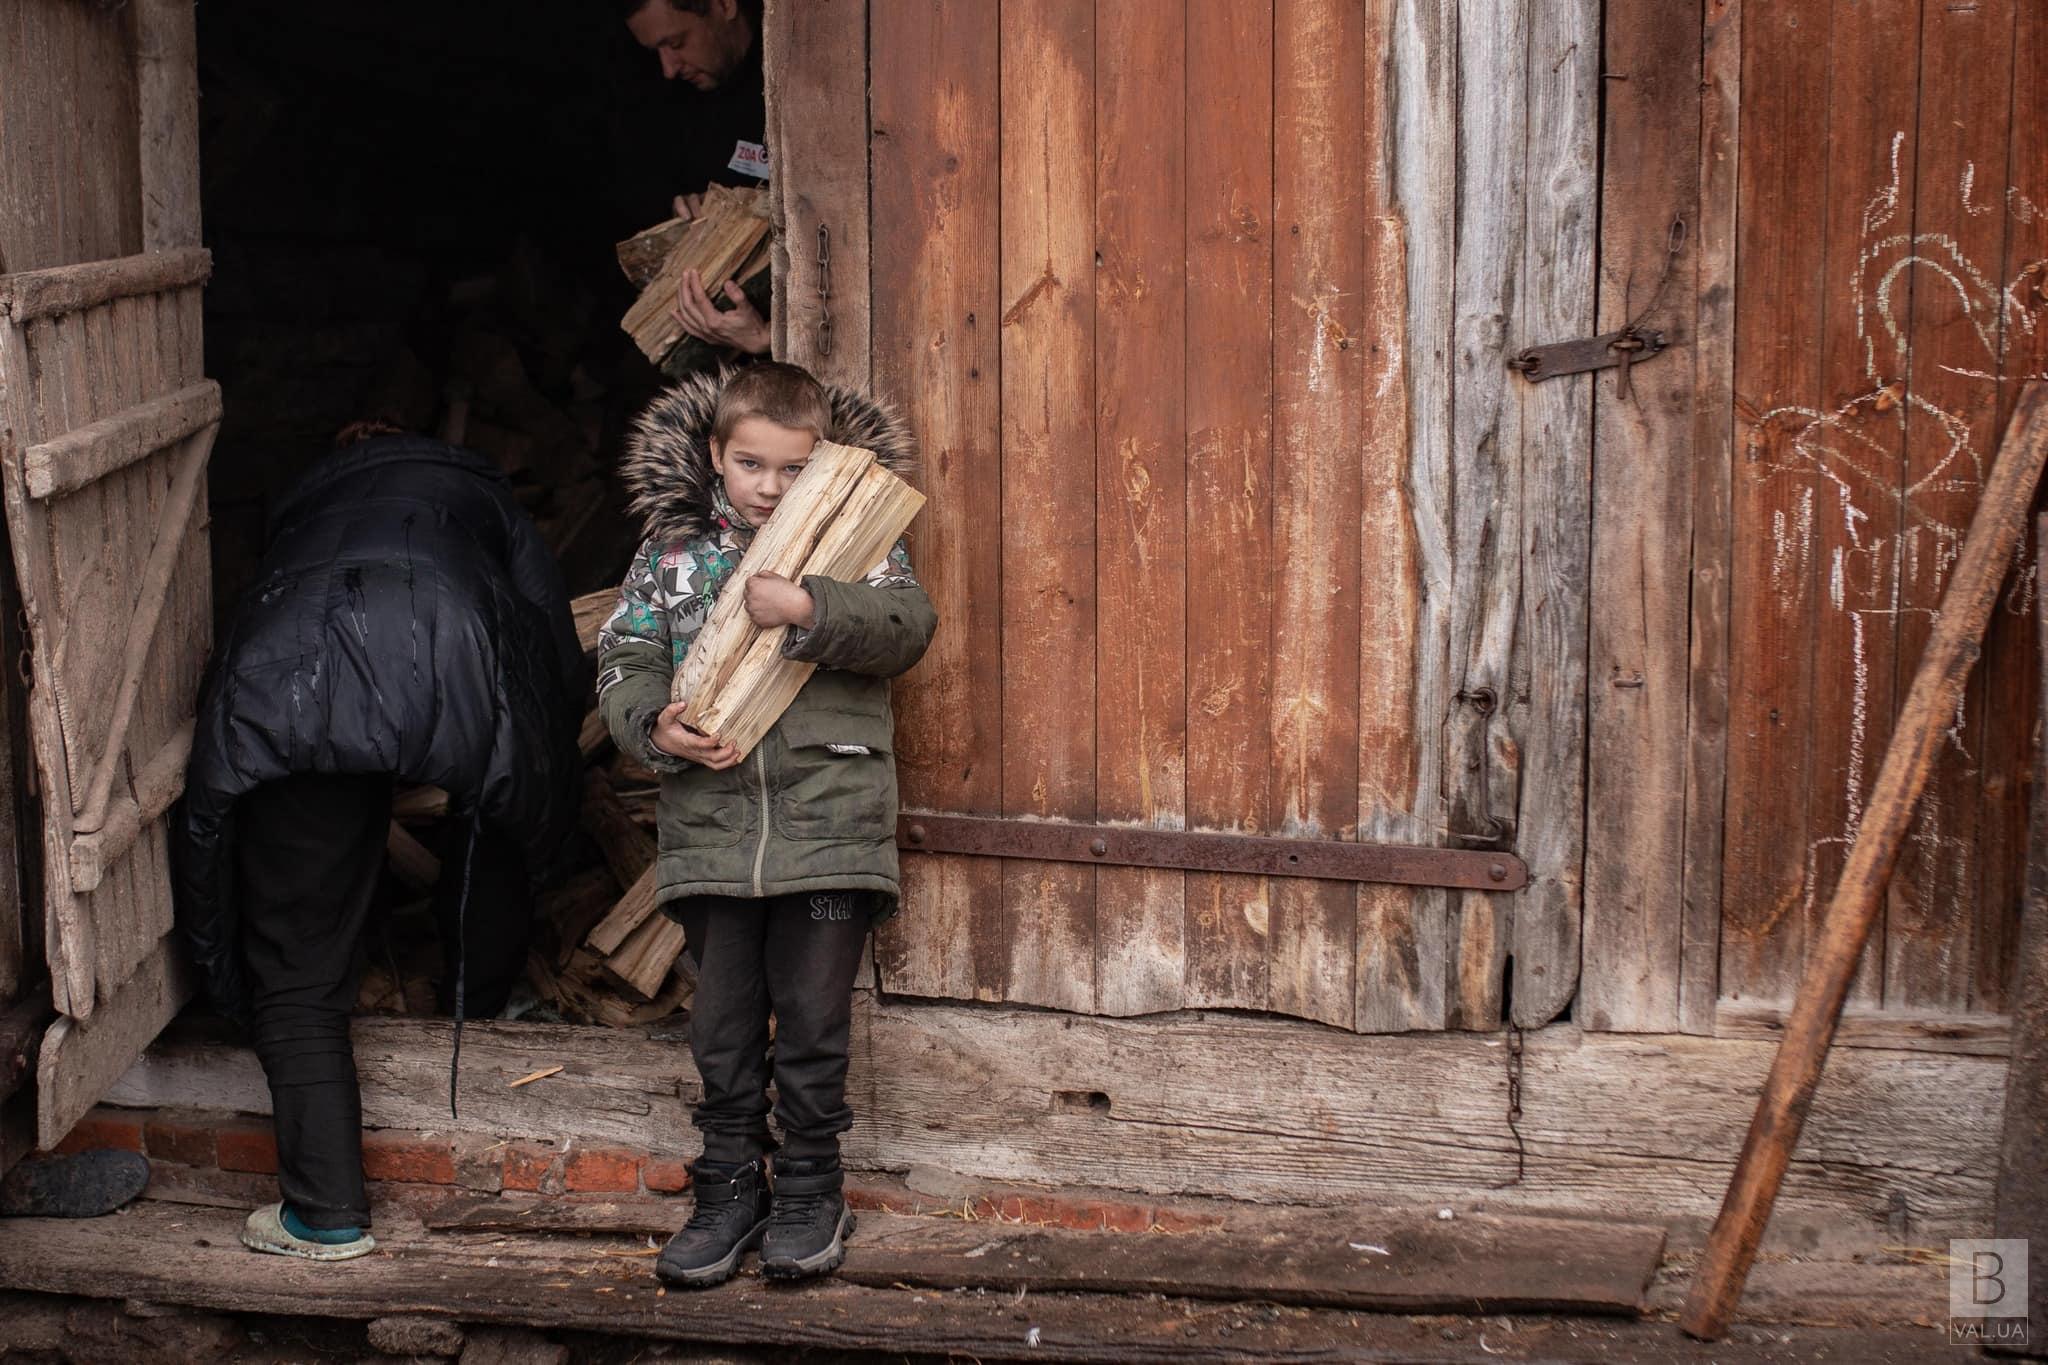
[49, 1104, 1228, 1234]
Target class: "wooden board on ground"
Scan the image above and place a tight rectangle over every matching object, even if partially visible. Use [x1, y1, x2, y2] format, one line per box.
[428, 1196, 1662, 1316]
[0, 1198, 1961, 1362]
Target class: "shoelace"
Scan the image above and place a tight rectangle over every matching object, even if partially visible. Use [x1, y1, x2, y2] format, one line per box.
[769, 1190, 836, 1227]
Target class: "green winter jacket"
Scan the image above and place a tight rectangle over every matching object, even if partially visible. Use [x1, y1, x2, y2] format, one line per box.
[596, 369, 936, 912]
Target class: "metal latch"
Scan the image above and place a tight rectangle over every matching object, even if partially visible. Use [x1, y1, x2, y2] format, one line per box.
[1509, 324, 1668, 396]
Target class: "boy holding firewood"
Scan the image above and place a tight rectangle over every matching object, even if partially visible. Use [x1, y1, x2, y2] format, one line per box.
[596, 362, 935, 1286]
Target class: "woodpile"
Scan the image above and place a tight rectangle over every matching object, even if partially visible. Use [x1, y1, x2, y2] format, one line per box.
[673, 441, 925, 756]
[617, 185, 772, 368]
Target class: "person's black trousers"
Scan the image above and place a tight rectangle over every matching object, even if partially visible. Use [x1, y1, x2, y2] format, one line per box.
[673, 891, 872, 1165]
[236, 772, 532, 1230]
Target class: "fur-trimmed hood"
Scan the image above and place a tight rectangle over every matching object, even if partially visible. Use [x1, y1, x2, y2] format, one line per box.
[621, 366, 916, 549]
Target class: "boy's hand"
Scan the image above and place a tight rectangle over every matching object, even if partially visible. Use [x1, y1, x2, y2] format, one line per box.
[649, 702, 740, 769]
[743, 572, 817, 629]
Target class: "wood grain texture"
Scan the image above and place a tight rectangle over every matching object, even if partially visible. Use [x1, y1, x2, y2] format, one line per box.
[997, 0, 1097, 1015]
[112, 1000, 2006, 1240]
[1508, 0, 1598, 1029]
[1353, 0, 1440, 1034]
[1719, 0, 1831, 1010]
[869, 0, 1005, 1002]
[1885, 0, 2017, 1012]
[1182, 0, 1274, 1015]
[0, 2, 142, 274]
[1266, 0, 1364, 1030]
[763, 0, 870, 387]
[34, 938, 190, 1149]
[1682, 0, 1741, 1036]
[1092, 0, 1188, 1017]
[1979, 0, 2048, 1016]
[1581, 0, 1704, 1033]
[134, 0, 202, 253]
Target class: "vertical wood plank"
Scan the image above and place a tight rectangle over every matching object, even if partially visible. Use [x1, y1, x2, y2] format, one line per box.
[1888, 0, 2015, 1011]
[1443, 0, 1527, 1029]
[766, 0, 871, 388]
[1509, 0, 1597, 1029]
[135, 0, 202, 253]
[1720, 0, 1831, 1008]
[1354, 0, 1437, 1033]
[1386, 0, 1459, 1030]
[1000, 0, 1098, 1015]
[1093, 0, 1187, 1017]
[1266, 0, 1363, 1030]
[1681, 0, 1741, 1035]
[869, 0, 1005, 1002]
[1182, 0, 1274, 1013]
[1802, 0, 1924, 1012]
[1582, 0, 1704, 1033]
[1978, 0, 2048, 1013]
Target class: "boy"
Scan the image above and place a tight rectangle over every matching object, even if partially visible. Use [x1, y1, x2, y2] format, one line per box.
[597, 362, 935, 1286]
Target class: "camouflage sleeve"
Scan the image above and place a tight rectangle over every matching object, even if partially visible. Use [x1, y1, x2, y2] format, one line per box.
[597, 541, 684, 771]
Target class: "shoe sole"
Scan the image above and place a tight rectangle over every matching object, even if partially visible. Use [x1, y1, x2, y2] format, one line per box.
[656, 1221, 766, 1289]
[760, 1209, 857, 1281]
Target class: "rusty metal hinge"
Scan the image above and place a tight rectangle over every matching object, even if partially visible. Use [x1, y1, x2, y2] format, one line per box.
[1508, 324, 1668, 396]
[898, 813, 1528, 892]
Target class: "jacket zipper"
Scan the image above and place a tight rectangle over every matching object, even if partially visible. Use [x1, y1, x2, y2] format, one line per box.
[749, 746, 770, 897]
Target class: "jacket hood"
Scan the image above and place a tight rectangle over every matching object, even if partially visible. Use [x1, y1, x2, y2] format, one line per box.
[621, 365, 917, 549]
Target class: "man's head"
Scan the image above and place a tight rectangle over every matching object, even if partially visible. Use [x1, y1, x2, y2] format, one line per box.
[709, 362, 830, 528]
[620, 0, 756, 90]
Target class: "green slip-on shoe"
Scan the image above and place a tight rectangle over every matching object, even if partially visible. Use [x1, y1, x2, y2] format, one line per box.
[240, 1202, 377, 1261]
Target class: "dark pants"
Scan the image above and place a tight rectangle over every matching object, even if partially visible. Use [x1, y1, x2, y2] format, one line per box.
[236, 772, 531, 1229]
[674, 891, 872, 1165]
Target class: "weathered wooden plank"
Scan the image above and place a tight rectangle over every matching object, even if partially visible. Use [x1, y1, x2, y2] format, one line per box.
[1714, 1001, 2009, 1058]
[1353, 0, 1440, 1034]
[1886, 0, 2017, 1012]
[1680, 0, 1741, 1036]
[1719, 0, 1831, 1010]
[1091, 0, 1188, 1018]
[870, 0, 1005, 1003]
[1441, 0, 1528, 1029]
[425, 1196, 1663, 1316]
[68, 721, 191, 893]
[1181, 0, 1273, 1016]
[0, 1, 142, 273]
[0, 1202, 1743, 1365]
[0, 249, 209, 323]
[113, 1001, 2004, 1241]
[1974, 3, 2047, 1018]
[1264, 0, 1363, 1031]
[1803, 1, 1923, 1014]
[997, 0, 1098, 1016]
[1507, 0, 1597, 1030]
[1581, 0, 1703, 1033]
[134, 0, 202, 254]
[34, 938, 189, 1149]
[765, 0, 869, 388]
[21, 379, 218, 500]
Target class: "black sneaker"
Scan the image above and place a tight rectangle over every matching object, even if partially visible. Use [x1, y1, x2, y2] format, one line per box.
[655, 1159, 770, 1288]
[759, 1156, 856, 1281]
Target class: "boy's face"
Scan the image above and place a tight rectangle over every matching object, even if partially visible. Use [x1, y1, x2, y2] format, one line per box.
[711, 417, 818, 528]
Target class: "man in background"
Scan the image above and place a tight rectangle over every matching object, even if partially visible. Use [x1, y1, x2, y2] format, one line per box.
[615, 0, 771, 358]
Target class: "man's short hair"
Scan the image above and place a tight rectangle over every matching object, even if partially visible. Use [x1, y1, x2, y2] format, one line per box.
[615, 0, 713, 17]
[712, 362, 831, 447]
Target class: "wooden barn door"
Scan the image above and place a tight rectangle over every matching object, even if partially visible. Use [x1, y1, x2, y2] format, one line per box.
[0, 0, 216, 1149]
[771, 0, 1599, 1032]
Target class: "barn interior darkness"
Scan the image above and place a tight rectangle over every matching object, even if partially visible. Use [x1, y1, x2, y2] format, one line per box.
[194, 3, 719, 1025]
[198, 1, 687, 615]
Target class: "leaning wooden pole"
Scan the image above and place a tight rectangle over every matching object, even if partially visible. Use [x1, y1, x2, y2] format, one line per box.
[1682, 381, 2048, 1340]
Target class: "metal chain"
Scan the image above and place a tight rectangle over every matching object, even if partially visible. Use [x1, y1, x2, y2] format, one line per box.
[815, 223, 834, 358]
[1493, 1021, 1527, 1188]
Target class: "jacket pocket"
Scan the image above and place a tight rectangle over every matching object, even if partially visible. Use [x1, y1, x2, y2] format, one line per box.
[775, 708, 897, 841]
[659, 762, 750, 849]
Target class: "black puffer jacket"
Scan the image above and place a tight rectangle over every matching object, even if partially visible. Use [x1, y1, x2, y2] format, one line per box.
[174, 436, 585, 1021]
